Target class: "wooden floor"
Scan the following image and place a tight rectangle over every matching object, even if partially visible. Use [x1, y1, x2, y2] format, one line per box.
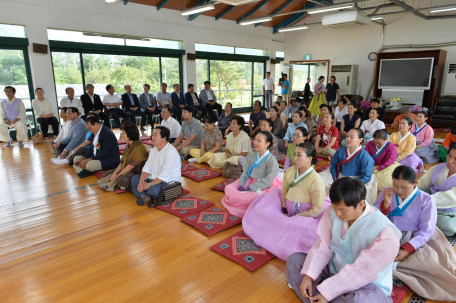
[0, 125, 454, 303]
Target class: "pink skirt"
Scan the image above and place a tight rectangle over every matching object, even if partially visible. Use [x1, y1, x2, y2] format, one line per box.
[243, 188, 331, 261]
[399, 153, 423, 173]
[221, 177, 282, 218]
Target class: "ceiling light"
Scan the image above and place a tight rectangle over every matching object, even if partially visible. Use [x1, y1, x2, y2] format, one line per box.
[371, 16, 384, 20]
[308, 5, 353, 14]
[181, 3, 215, 16]
[105, 0, 119, 3]
[430, 7, 456, 13]
[240, 16, 273, 25]
[278, 24, 309, 32]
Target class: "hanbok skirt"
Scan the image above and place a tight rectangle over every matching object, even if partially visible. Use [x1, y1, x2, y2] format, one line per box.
[221, 176, 282, 218]
[437, 210, 456, 236]
[207, 152, 244, 169]
[243, 189, 331, 261]
[415, 141, 440, 164]
[394, 228, 456, 301]
[374, 162, 401, 191]
[319, 168, 378, 205]
[398, 153, 423, 173]
[309, 94, 326, 118]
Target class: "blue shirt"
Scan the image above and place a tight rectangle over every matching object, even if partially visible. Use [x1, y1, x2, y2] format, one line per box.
[330, 147, 374, 183]
[128, 94, 135, 106]
[281, 80, 290, 94]
[85, 130, 92, 149]
[283, 121, 307, 141]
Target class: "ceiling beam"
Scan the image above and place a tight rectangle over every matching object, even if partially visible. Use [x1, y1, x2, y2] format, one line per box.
[187, 0, 211, 21]
[387, 0, 429, 19]
[272, 3, 319, 34]
[255, 0, 294, 27]
[157, 0, 169, 10]
[124, 0, 130, 4]
[215, 5, 235, 20]
[236, 0, 270, 24]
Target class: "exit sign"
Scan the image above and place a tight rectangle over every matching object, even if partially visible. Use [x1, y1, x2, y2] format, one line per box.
[305, 54, 311, 60]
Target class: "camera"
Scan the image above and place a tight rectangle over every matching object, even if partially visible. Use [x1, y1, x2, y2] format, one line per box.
[278, 73, 286, 87]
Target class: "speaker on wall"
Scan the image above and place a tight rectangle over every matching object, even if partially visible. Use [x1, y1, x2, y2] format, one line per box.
[187, 53, 196, 60]
[33, 43, 48, 54]
[270, 58, 277, 64]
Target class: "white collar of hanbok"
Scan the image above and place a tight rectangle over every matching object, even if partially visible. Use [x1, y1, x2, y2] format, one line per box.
[399, 131, 411, 143]
[255, 150, 270, 164]
[346, 146, 362, 160]
[295, 166, 314, 183]
[443, 167, 456, 181]
[396, 187, 418, 209]
[342, 203, 371, 238]
[375, 141, 388, 155]
[415, 122, 427, 132]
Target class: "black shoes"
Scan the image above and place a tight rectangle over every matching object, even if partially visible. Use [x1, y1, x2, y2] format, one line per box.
[77, 169, 93, 178]
[136, 195, 152, 206]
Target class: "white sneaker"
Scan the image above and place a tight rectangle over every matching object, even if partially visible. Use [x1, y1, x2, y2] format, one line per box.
[288, 283, 292, 289]
[188, 158, 198, 163]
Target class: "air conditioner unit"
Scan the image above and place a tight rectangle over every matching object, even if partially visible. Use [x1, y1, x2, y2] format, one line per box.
[322, 11, 371, 29]
[331, 64, 358, 95]
[443, 63, 456, 96]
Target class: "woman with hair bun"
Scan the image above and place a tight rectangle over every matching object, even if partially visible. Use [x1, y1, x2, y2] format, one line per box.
[244, 142, 331, 261]
[308, 76, 327, 118]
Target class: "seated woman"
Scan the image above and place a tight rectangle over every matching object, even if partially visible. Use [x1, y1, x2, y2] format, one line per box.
[418, 146, 456, 236]
[208, 115, 251, 169]
[299, 106, 313, 133]
[259, 118, 278, 158]
[221, 131, 281, 217]
[388, 117, 423, 173]
[365, 129, 400, 191]
[411, 111, 439, 163]
[334, 98, 348, 130]
[189, 115, 223, 164]
[286, 178, 401, 303]
[310, 104, 333, 144]
[243, 143, 331, 261]
[98, 122, 148, 191]
[269, 106, 284, 139]
[315, 113, 338, 158]
[390, 105, 417, 129]
[284, 127, 308, 170]
[218, 102, 234, 136]
[278, 111, 307, 154]
[319, 128, 378, 205]
[340, 104, 361, 140]
[375, 166, 456, 301]
[359, 107, 385, 144]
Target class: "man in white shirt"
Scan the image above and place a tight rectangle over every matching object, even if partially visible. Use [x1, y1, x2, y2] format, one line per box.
[102, 84, 133, 129]
[262, 71, 275, 110]
[156, 83, 172, 109]
[60, 87, 84, 115]
[131, 126, 181, 207]
[0, 86, 28, 147]
[160, 106, 181, 143]
[51, 107, 72, 154]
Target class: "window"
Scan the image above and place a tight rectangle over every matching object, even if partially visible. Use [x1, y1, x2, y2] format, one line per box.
[161, 57, 180, 87]
[195, 43, 234, 54]
[253, 62, 264, 100]
[276, 51, 285, 58]
[196, 59, 208, 91]
[51, 52, 84, 106]
[0, 24, 26, 38]
[236, 47, 267, 56]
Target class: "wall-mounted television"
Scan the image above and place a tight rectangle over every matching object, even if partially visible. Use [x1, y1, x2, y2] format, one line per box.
[378, 58, 434, 90]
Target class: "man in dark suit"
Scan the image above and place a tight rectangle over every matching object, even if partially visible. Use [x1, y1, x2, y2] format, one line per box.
[184, 84, 207, 120]
[74, 115, 120, 178]
[80, 84, 110, 128]
[139, 84, 161, 129]
[121, 85, 147, 130]
[303, 77, 311, 105]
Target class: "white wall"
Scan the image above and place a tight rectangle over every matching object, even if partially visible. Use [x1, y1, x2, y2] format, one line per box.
[0, 0, 285, 112]
[283, 6, 456, 99]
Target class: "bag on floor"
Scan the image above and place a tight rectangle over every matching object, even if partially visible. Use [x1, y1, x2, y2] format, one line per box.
[222, 162, 242, 179]
[157, 182, 183, 205]
[32, 132, 43, 144]
[98, 174, 119, 192]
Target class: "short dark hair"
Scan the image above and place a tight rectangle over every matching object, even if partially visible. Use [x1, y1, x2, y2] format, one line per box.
[86, 115, 99, 126]
[124, 85, 130, 89]
[349, 128, 364, 140]
[277, 96, 283, 101]
[270, 106, 279, 114]
[318, 76, 325, 80]
[320, 104, 332, 113]
[173, 84, 179, 88]
[416, 111, 428, 118]
[392, 165, 416, 184]
[371, 98, 381, 104]
[106, 84, 113, 91]
[162, 105, 173, 115]
[296, 142, 318, 165]
[448, 145, 456, 156]
[225, 102, 232, 108]
[204, 81, 211, 85]
[256, 131, 273, 150]
[231, 115, 245, 127]
[293, 111, 303, 118]
[325, 112, 335, 120]
[451, 126, 456, 135]
[295, 126, 308, 138]
[347, 103, 356, 109]
[254, 100, 261, 106]
[143, 84, 150, 88]
[35, 87, 44, 93]
[161, 83, 167, 87]
[188, 84, 194, 89]
[266, 71, 271, 74]
[61, 107, 68, 113]
[373, 129, 388, 140]
[155, 126, 170, 142]
[329, 178, 367, 207]
[262, 118, 273, 128]
[298, 106, 310, 118]
[402, 117, 413, 127]
[182, 105, 194, 116]
[4, 86, 16, 93]
[86, 83, 94, 89]
[87, 111, 100, 120]
[339, 98, 347, 105]
[290, 98, 297, 104]
[68, 107, 79, 115]
[120, 121, 140, 141]
[330, 75, 336, 80]
[283, 74, 287, 77]
[203, 114, 218, 124]
[281, 100, 287, 106]
[370, 108, 380, 115]
[65, 87, 74, 93]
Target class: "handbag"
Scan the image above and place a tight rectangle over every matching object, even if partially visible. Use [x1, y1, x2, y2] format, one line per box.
[98, 173, 119, 192]
[32, 132, 43, 144]
[157, 182, 183, 205]
[222, 162, 242, 179]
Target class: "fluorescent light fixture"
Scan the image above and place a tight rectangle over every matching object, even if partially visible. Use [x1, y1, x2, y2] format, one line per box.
[181, 3, 215, 16]
[371, 16, 384, 20]
[278, 24, 309, 32]
[105, 0, 119, 3]
[239, 16, 273, 25]
[430, 7, 456, 13]
[308, 5, 353, 14]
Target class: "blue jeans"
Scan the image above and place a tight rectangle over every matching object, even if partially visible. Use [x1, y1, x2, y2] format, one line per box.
[130, 175, 168, 199]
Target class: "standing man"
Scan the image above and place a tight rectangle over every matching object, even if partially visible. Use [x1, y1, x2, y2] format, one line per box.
[102, 84, 133, 129]
[170, 84, 186, 124]
[279, 74, 290, 102]
[139, 84, 161, 129]
[200, 81, 222, 118]
[326, 75, 340, 107]
[156, 83, 172, 110]
[184, 84, 207, 119]
[60, 87, 84, 115]
[303, 77, 311, 105]
[262, 71, 275, 110]
[246, 100, 266, 137]
[0, 86, 28, 147]
[172, 105, 204, 161]
[80, 83, 110, 128]
[121, 85, 147, 130]
[160, 106, 181, 143]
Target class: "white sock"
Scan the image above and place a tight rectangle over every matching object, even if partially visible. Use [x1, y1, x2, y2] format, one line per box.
[188, 158, 198, 163]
